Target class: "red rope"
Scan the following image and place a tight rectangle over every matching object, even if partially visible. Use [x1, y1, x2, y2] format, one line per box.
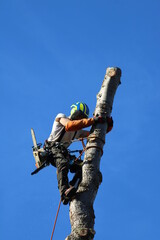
[81, 138, 86, 149]
[50, 198, 62, 240]
[73, 138, 86, 162]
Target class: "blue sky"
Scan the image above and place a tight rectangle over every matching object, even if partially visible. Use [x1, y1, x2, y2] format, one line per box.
[1, 0, 160, 239]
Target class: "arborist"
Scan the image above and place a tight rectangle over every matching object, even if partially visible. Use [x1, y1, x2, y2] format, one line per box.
[43, 102, 113, 205]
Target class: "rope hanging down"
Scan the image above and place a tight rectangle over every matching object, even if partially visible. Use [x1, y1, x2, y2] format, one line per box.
[50, 199, 62, 240]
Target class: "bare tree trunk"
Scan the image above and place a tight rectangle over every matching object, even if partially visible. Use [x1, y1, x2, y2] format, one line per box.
[66, 67, 122, 240]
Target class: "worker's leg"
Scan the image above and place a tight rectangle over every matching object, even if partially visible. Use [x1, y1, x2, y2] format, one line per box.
[56, 159, 69, 196]
[51, 146, 76, 204]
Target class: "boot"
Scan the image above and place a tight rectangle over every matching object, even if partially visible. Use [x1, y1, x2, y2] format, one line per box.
[57, 168, 76, 205]
[62, 186, 77, 205]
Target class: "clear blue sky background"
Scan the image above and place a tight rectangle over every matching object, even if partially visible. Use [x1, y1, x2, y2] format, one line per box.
[1, 0, 160, 239]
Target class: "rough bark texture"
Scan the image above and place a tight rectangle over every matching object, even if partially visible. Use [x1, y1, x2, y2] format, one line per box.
[66, 67, 121, 240]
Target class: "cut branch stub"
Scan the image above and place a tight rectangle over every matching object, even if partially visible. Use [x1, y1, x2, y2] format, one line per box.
[95, 67, 121, 117]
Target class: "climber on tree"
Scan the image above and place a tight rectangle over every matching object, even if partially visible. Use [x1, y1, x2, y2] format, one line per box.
[43, 102, 113, 205]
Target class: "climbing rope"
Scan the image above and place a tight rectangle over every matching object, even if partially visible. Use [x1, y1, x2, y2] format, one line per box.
[74, 138, 86, 162]
[72, 137, 104, 156]
[50, 198, 62, 240]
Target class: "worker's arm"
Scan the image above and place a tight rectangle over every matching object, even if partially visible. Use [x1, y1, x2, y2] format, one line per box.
[58, 117, 70, 126]
[59, 116, 113, 133]
[59, 117, 94, 131]
[65, 118, 94, 131]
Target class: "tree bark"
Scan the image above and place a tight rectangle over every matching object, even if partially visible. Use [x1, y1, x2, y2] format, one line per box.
[66, 67, 122, 240]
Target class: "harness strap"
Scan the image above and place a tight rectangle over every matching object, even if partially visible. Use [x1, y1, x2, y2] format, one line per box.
[72, 131, 77, 141]
[57, 127, 66, 142]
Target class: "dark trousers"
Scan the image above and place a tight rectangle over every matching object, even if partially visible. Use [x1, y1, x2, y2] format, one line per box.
[46, 144, 82, 197]
[49, 145, 70, 196]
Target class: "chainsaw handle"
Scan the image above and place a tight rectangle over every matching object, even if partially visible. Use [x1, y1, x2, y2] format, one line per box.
[32, 143, 42, 150]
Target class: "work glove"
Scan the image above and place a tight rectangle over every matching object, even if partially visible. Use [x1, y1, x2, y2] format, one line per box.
[106, 117, 113, 133]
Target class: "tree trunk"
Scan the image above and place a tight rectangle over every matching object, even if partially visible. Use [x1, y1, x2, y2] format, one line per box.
[66, 67, 122, 240]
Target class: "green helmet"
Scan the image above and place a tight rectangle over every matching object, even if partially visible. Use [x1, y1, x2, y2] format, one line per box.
[70, 102, 89, 120]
